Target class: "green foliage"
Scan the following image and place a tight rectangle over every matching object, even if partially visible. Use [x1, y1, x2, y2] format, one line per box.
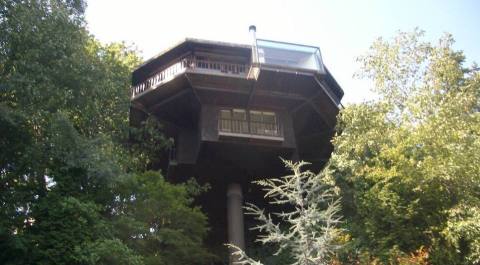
[332, 29, 480, 264]
[245, 242, 295, 265]
[75, 239, 144, 265]
[112, 171, 213, 265]
[128, 116, 173, 171]
[1, 1, 211, 264]
[27, 196, 117, 264]
[1, 0, 141, 140]
[228, 160, 343, 265]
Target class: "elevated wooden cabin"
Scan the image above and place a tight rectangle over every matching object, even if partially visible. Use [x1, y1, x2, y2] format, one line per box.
[129, 26, 343, 264]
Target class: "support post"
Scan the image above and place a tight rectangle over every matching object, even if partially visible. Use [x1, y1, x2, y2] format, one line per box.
[227, 183, 245, 264]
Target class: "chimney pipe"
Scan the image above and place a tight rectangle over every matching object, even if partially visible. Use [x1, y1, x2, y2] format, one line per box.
[247, 25, 260, 80]
[249, 25, 257, 62]
[249, 25, 257, 43]
[249, 25, 256, 36]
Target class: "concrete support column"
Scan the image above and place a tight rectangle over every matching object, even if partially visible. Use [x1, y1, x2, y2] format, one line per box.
[227, 183, 245, 264]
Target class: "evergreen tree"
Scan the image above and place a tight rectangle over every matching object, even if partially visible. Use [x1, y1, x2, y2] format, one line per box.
[228, 160, 342, 265]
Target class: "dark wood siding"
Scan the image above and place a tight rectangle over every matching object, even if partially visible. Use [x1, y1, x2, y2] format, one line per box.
[176, 128, 201, 165]
[200, 105, 296, 149]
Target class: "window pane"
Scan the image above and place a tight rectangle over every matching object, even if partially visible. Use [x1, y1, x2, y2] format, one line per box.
[262, 112, 276, 123]
[232, 109, 246, 120]
[256, 39, 325, 73]
[219, 108, 280, 137]
[220, 109, 231, 119]
[250, 111, 262, 122]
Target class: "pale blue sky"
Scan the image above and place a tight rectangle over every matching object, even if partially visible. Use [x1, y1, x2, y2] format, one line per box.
[86, 0, 480, 103]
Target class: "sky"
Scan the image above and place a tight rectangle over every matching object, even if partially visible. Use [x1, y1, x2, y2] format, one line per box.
[85, 0, 480, 103]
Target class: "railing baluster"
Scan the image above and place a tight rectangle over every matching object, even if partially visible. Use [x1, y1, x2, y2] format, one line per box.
[132, 55, 248, 98]
[218, 118, 281, 137]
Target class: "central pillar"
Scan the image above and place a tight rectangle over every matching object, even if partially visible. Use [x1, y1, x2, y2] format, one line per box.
[227, 183, 245, 264]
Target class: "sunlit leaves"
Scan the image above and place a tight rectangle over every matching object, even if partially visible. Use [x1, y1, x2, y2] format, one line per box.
[334, 30, 480, 264]
[0, 1, 210, 265]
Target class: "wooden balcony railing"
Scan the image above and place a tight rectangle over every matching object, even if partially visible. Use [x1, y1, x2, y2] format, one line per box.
[218, 118, 282, 139]
[131, 56, 248, 98]
[194, 58, 247, 75]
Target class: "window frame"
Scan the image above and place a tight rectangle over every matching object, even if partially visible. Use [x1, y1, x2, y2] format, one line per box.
[217, 107, 282, 139]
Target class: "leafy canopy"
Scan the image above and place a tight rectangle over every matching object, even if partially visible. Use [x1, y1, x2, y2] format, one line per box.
[0, 1, 211, 265]
[331, 29, 480, 264]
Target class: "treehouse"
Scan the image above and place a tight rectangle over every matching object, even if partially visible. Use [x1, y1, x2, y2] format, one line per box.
[129, 26, 343, 264]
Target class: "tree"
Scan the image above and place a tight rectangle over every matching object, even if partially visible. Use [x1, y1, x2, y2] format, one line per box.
[0, 1, 211, 264]
[331, 29, 480, 264]
[228, 160, 342, 265]
[112, 171, 214, 265]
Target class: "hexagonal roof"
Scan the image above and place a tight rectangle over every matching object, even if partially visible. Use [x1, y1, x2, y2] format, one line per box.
[132, 38, 344, 101]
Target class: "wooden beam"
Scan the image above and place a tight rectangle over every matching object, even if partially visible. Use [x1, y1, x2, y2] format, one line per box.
[291, 88, 334, 128]
[131, 101, 149, 114]
[309, 100, 334, 128]
[185, 74, 202, 104]
[314, 76, 341, 107]
[247, 82, 257, 107]
[296, 130, 335, 142]
[291, 89, 322, 114]
[291, 76, 340, 114]
[130, 101, 182, 131]
[194, 85, 308, 104]
[149, 89, 190, 112]
[194, 85, 250, 95]
[255, 90, 307, 101]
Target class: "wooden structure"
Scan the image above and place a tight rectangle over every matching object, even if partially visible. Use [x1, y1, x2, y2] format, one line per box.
[129, 26, 343, 264]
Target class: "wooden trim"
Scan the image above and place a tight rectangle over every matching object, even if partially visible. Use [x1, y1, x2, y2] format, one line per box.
[313, 76, 341, 108]
[217, 108, 283, 138]
[193, 51, 249, 63]
[194, 85, 307, 103]
[218, 131, 284, 142]
[185, 74, 201, 104]
[255, 90, 307, 101]
[259, 65, 321, 76]
[291, 90, 320, 113]
[185, 68, 248, 79]
[194, 85, 250, 95]
[247, 82, 257, 107]
[291, 89, 334, 128]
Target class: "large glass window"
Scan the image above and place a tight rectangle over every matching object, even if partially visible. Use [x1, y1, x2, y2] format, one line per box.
[219, 109, 233, 132]
[250, 111, 278, 136]
[218, 109, 248, 134]
[232, 109, 248, 134]
[218, 108, 280, 137]
[255, 39, 325, 74]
